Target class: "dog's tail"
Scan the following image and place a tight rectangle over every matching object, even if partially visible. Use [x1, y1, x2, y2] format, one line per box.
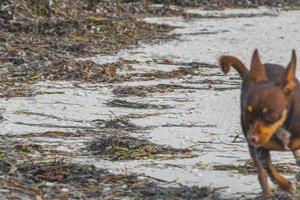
[219, 55, 248, 78]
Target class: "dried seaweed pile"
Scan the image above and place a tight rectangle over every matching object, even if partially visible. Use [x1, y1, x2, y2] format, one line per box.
[0, 0, 178, 97]
[0, 160, 224, 199]
[87, 134, 193, 160]
[0, 0, 296, 98]
[134, 0, 300, 8]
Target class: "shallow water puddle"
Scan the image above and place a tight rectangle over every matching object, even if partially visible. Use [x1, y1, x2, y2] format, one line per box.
[1, 8, 300, 199]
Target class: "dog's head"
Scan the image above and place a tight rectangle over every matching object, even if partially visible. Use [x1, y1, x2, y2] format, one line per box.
[245, 50, 297, 147]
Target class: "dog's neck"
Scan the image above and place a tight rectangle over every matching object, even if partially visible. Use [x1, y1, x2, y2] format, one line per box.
[284, 86, 300, 133]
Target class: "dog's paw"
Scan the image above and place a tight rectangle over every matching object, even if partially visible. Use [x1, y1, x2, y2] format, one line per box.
[283, 181, 295, 194]
[262, 194, 276, 200]
[262, 189, 275, 200]
[289, 182, 297, 194]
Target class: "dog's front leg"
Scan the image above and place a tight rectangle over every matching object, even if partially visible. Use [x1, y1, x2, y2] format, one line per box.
[248, 145, 274, 199]
[257, 148, 294, 193]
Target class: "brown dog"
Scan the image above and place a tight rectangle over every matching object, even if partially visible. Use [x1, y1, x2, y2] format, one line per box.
[219, 49, 300, 199]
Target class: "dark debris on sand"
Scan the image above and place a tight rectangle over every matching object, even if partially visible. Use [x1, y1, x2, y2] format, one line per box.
[91, 117, 140, 130]
[210, 161, 299, 175]
[0, 0, 178, 97]
[0, 160, 228, 200]
[107, 99, 173, 109]
[141, 0, 300, 8]
[0, 158, 299, 199]
[0, 1, 296, 97]
[87, 134, 194, 161]
[0, 1, 300, 200]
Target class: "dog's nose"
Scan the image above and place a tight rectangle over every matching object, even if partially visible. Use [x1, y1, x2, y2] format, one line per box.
[249, 135, 259, 145]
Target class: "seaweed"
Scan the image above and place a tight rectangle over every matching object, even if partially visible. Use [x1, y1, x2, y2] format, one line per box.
[208, 161, 298, 175]
[87, 135, 194, 161]
[0, 160, 229, 199]
[0, 1, 177, 97]
[107, 99, 172, 109]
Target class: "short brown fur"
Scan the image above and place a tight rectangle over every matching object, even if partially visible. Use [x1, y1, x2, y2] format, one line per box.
[219, 49, 300, 199]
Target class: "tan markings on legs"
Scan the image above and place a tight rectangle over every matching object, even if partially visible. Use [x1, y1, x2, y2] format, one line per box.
[267, 162, 293, 192]
[259, 149, 294, 193]
[258, 166, 274, 198]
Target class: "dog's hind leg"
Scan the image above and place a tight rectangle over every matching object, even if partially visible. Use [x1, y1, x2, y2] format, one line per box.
[287, 138, 300, 166]
[257, 148, 294, 193]
[293, 149, 300, 167]
[293, 149, 300, 188]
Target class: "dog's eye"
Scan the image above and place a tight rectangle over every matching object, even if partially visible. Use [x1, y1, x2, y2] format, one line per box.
[262, 107, 268, 114]
[247, 106, 253, 113]
[263, 110, 278, 124]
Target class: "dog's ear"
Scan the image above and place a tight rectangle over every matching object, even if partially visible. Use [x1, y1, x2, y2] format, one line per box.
[281, 50, 297, 95]
[249, 49, 268, 83]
